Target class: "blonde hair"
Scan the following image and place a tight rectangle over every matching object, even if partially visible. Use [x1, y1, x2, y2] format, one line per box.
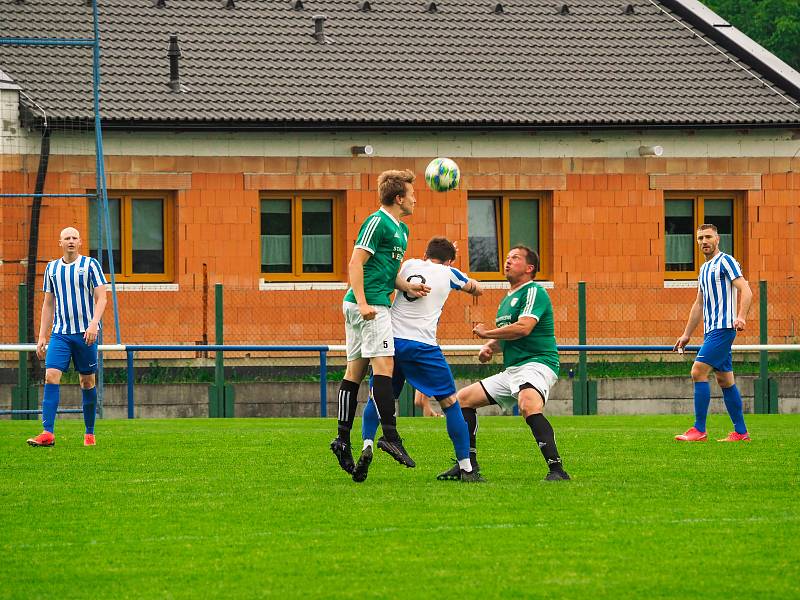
[377, 169, 415, 206]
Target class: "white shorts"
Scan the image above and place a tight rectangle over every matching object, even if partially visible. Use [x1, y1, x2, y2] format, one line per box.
[343, 302, 394, 361]
[480, 362, 559, 412]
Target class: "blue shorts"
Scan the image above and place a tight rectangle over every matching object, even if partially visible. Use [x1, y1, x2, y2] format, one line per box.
[696, 328, 736, 373]
[45, 333, 99, 375]
[391, 338, 456, 401]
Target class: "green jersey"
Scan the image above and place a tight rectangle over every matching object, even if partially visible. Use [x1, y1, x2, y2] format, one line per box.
[344, 208, 408, 307]
[496, 281, 560, 376]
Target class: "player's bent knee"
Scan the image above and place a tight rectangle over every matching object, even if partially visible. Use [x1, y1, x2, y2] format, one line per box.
[456, 384, 489, 409]
[79, 375, 96, 389]
[438, 395, 456, 409]
[518, 386, 545, 416]
[44, 369, 63, 385]
[716, 371, 735, 388]
[370, 356, 394, 377]
[690, 362, 712, 381]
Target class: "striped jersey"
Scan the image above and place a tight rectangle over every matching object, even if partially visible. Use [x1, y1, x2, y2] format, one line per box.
[43, 255, 107, 334]
[698, 251, 743, 333]
[495, 281, 559, 375]
[391, 259, 469, 346]
[344, 207, 408, 307]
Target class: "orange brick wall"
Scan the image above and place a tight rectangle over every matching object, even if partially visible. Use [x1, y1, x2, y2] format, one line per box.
[2, 153, 798, 346]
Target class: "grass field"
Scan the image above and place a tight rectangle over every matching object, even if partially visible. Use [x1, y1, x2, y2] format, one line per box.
[2, 415, 799, 599]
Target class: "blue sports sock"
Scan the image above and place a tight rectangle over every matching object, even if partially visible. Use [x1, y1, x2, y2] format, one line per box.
[722, 384, 747, 434]
[42, 383, 60, 433]
[82, 387, 97, 435]
[361, 393, 381, 442]
[693, 381, 711, 432]
[443, 401, 470, 461]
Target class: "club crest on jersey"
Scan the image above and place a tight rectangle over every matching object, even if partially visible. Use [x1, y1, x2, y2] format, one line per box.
[510, 298, 519, 306]
[77, 268, 86, 275]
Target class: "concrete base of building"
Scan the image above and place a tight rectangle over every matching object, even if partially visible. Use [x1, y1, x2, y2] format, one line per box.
[1, 375, 798, 419]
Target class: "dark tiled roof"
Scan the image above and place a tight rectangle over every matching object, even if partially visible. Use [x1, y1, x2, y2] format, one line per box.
[1, 0, 799, 127]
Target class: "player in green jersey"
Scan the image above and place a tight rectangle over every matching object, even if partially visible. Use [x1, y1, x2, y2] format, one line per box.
[440, 245, 570, 482]
[331, 169, 429, 476]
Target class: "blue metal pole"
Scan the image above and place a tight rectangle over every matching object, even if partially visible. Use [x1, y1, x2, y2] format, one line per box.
[126, 350, 135, 419]
[0, 193, 97, 198]
[90, 0, 121, 344]
[319, 350, 328, 418]
[0, 37, 95, 46]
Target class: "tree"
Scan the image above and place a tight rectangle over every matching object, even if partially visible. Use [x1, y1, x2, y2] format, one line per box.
[701, 0, 800, 71]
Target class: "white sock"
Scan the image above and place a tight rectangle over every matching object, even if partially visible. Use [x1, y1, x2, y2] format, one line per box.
[363, 439, 374, 451]
[458, 457, 472, 472]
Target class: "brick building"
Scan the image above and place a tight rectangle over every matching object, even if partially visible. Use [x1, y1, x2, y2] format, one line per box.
[1, 0, 799, 348]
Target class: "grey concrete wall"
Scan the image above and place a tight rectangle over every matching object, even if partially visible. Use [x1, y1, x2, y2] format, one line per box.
[1, 374, 798, 419]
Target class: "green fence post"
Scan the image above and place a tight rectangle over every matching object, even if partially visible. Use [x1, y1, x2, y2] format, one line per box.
[399, 382, 415, 417]
[208, 283, 231, 417]
[572, 281, 588, 415]
[12, 284, 30, 420]
[11, 283, 37, 420]
[755, 280, 768, 415]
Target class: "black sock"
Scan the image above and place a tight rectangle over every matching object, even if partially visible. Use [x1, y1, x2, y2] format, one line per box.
[461, 406, 478, 465]
[337, 379, 360, 443]
[372, 375, 399, 441]
[462, 407, 478, 452]
[526, 413, 564, 472]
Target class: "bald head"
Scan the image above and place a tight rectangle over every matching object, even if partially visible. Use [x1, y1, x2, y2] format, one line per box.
[60, 227, 80, 241]
[58, 227, 82, 260]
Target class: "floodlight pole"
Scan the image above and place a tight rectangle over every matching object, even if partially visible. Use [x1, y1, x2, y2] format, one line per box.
[90, 0, 121, 344]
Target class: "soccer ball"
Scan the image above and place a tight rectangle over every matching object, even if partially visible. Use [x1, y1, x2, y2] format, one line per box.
[425, 157, 461, 192]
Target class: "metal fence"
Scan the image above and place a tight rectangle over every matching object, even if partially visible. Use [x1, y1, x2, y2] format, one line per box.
[3, 280, 797, 352]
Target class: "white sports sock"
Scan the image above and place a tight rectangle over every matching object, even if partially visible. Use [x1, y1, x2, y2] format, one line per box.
[458, 458, 472, 472]
[363, 439, 374, 451]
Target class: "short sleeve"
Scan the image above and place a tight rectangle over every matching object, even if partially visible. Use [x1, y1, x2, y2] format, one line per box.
[88, 258, 108, 288]
[448, 267, 468, 290]
[720, 255, 743, 281]
[43, 263, 52, 293]
[520, 285, 549, 320]
[354, 215, 383, 255]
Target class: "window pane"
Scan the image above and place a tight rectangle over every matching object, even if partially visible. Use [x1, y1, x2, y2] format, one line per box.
[704, 199, 734, 255]
[665, 199, 694, 272]
[509, 199, 539, 254]
[302, 199, 333, 273]
[261, 199, 292, 273]
[89, 197, 121, 274]
[468, 198, 499, 272]
[132, 199, 165, 273]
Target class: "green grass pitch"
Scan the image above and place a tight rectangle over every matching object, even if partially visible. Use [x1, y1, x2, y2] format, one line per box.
[2, 415, 799, 599]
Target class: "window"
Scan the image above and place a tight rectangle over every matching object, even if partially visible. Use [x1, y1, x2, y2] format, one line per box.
[88, 192, 174, 282]
[664, 193, 743, 279]
[260, 192, 344, 281]
[467, 193, 549, 280]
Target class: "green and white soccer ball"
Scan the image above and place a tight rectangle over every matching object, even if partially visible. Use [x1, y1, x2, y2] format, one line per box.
[425, 157, 461, 192]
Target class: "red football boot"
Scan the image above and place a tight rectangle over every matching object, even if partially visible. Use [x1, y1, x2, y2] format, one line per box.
[27, 431, 55, 447]
[674, 427, 708, 442]
[717, 431, 751, 442]
[84, 434, 96, 446]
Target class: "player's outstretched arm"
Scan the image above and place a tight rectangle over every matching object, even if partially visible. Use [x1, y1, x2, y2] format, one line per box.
[474, 316, 537, 341]
[395, 273, 430, 297]
[460, 278, 483, 297]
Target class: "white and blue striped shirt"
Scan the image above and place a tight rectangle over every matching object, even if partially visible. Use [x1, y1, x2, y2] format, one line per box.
[391, 259, 469, 346]
[698, 251, 743, 333]
[43, 255, 107, 334]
